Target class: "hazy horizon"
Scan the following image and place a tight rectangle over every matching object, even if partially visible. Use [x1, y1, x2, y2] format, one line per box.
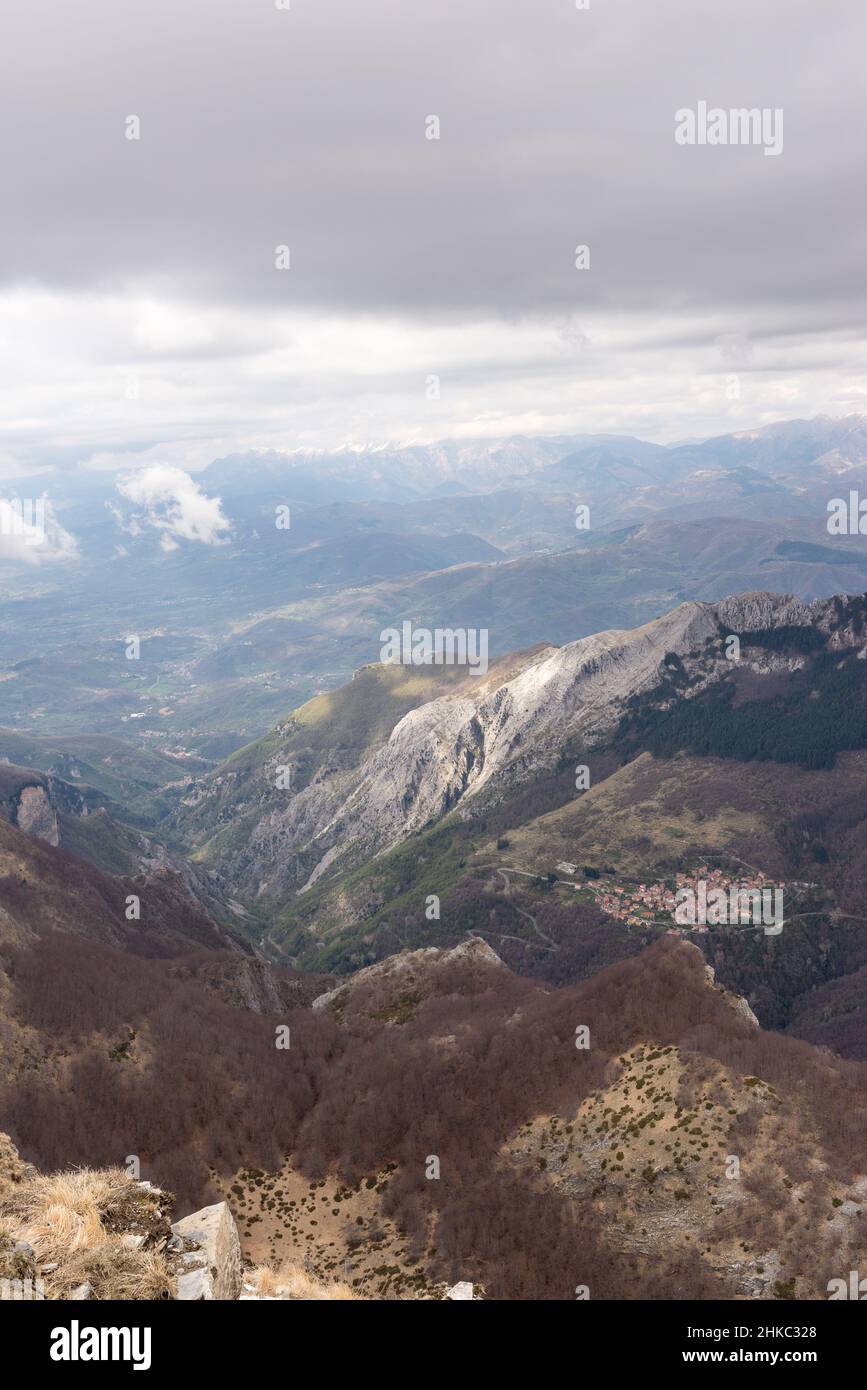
[2, 0, 867, 476]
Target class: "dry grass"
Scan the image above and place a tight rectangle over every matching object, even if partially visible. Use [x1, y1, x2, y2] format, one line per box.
[50, 1244, 174, 1301]
[0, 1160, 175, 1299]
[2, 1167, 164, 1260]
[248, 1262, 358, 1300]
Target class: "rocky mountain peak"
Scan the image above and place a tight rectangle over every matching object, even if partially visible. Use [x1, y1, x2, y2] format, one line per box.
[177, 589, 860, 906]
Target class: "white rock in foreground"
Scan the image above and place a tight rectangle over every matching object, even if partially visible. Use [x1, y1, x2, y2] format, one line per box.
[445, 1281, 474, 1300]
[171, 1202, 242, 1300]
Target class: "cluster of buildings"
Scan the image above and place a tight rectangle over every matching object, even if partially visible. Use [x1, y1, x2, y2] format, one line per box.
[580, 863, 777, 933]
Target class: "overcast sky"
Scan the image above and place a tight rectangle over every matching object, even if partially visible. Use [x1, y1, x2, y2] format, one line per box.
[1, 0, 866, 473]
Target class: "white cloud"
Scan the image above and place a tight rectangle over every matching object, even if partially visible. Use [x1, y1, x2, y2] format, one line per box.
[2, 288, 867, 464]
[132, 300, 217, 355]
[0, 494, 78, 564]
[115, 466, 231, 546]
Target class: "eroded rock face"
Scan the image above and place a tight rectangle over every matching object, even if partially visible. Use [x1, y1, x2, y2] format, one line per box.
[181, 591, 859, 903]
[703, 960, 760, 1029]
[15, 786, 59, 846]
[171, 1202, 242, 1300]
[714, 593, 816, 632]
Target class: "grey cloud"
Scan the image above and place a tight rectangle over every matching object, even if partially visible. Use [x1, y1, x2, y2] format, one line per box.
[2, 0, 865, 324]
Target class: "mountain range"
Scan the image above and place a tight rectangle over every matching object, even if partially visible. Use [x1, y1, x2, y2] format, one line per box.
[4, 416, 867, 1299]
[5, 414, 867, 756]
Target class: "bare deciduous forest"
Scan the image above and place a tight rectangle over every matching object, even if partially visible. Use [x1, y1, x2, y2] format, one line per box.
[4, 933, 865, 1298]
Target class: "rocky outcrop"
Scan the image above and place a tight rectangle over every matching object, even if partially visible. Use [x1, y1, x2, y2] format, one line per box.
[14, 785, 59, 846]
[702, 962, 760, 1028]
[171, 1202, 242, 1301]
[172, 954, 333, 1014]
[0, 763, 100, 841]
[311, 937, 504, 1012]
[0, 760, 237, 936]
[183, 590, 854, 904]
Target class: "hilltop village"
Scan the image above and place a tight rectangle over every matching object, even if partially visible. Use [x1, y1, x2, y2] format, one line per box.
[556, 863, 786, 933]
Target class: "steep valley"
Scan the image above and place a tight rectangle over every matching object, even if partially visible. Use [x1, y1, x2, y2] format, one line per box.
[4, 584, 867, 1299]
